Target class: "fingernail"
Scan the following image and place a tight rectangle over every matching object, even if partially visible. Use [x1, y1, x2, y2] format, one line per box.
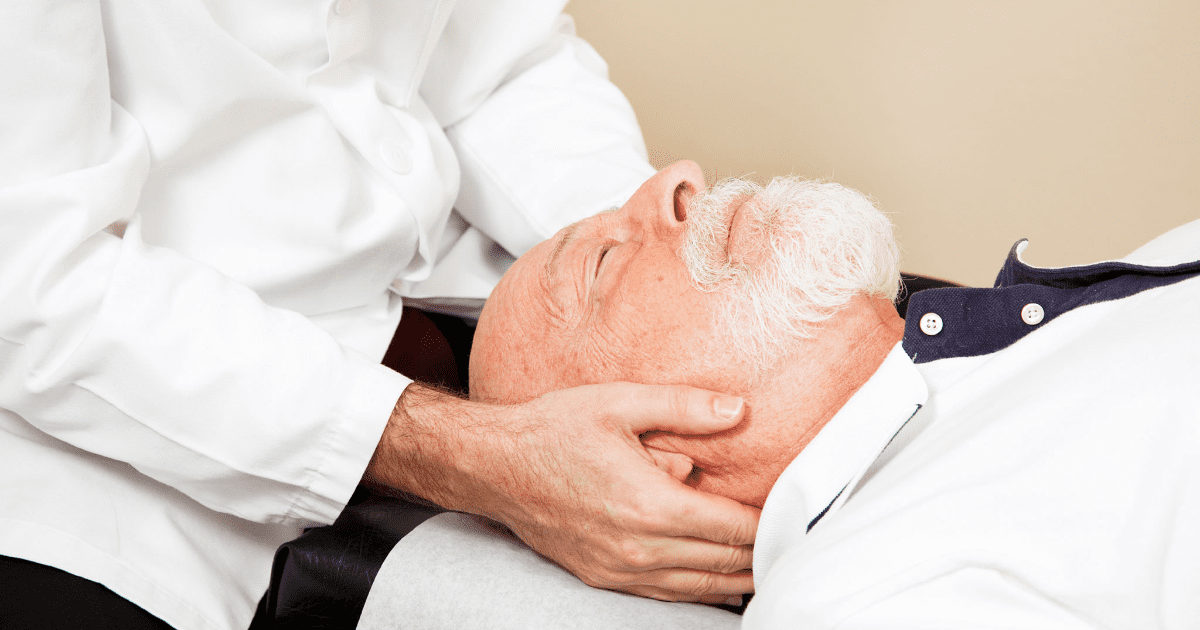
[713, 395, 743, 420]
[725, 595, 743, 606]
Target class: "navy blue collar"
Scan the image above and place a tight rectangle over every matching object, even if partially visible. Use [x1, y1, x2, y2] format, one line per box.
[902, 240, 1200, 363]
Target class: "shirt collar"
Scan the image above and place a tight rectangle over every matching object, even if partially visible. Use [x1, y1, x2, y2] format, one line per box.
[902, 239, 1200, 364]
[753, 341, 928, 588]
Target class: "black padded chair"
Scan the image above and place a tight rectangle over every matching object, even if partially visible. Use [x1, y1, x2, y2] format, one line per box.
[251, 273, 962, 629]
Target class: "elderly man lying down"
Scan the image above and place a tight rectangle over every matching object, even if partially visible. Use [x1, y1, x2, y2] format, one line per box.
[360, 161, 1200, 629]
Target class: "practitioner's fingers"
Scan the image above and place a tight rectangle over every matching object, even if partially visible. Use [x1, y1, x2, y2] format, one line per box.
[587, 568, 755, 603]
[560, 484, 757, 601]
[648, 482, 761, 547]
[635, 533, 755, 575]
[645, 446, 697, 482]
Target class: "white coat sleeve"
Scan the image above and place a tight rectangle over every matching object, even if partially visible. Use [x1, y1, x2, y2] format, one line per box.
[0, 2, 408, 526]
[420, 0, 658, 258]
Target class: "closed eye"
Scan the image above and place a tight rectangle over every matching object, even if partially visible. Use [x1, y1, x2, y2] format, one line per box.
[595, 244, 613, 279]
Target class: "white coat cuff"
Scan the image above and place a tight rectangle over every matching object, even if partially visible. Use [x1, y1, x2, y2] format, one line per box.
[292, 362, 412, 524]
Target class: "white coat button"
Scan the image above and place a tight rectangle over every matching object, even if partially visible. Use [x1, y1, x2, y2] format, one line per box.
[380, 140, 412, 174]
[919, 312, 943, 336]
[334, 0, 357, 15]
[1021, 303, 1045, 325]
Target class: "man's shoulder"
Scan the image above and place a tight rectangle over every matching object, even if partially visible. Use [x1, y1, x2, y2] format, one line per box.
[1121, 218, 1200, 266]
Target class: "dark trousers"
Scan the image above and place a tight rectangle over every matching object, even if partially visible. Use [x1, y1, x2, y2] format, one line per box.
[0, 555, 174, 630]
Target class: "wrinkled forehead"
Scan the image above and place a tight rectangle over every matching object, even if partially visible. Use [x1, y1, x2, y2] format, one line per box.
[469, 234, 576, 403]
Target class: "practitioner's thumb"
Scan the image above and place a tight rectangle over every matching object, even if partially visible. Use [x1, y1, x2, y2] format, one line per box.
[616, 383, 744, 436]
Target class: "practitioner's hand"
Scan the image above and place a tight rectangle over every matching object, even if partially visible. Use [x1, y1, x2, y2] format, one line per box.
[365, 381, 759, 603]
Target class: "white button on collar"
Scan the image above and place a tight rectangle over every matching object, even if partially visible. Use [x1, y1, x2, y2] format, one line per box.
[919, 312, 943, 336]
[1021, 303, 1045, 326]
[334, 0, 357, 15]
[380, 139, 412, 174]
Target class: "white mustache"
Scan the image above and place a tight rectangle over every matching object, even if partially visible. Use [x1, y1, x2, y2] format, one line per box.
[681, 178, 764, 289]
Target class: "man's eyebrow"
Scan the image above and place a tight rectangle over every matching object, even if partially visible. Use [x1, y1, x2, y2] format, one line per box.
[544, 222, 581, 279]
[542, 208, 618, 280]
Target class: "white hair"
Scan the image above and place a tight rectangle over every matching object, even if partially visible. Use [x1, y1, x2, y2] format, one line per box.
[680, 176, 901, 367]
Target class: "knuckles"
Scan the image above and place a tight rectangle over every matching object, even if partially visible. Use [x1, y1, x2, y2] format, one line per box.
[712, 547, 753, 574]
[676, 572, 719, 597]
[725, 511, 760, 546]
[613, 538, 658, 571]
[624, 496, 670, 532]
[577, 563, 631, 590]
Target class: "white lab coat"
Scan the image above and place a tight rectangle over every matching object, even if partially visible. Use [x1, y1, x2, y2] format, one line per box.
[0, 1, 654, 628]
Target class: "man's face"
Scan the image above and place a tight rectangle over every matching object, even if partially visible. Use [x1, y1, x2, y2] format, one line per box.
[470, 160, 756, 405]
[470, 161, 899, 507]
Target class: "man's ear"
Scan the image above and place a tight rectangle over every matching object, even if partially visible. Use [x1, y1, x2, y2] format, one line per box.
[643, 445, 696, 483]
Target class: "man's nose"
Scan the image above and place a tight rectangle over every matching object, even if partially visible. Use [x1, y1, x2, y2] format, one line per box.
[645, 160, 707, 228]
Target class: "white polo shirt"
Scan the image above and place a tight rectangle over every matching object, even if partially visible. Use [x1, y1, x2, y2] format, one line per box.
[746, 220, 1200, 628]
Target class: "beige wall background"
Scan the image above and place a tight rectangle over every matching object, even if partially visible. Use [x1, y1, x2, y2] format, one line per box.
[567, 0, 1199, 287]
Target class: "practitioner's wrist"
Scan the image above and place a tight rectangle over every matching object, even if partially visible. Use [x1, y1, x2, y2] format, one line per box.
[363, 382, 518, 517]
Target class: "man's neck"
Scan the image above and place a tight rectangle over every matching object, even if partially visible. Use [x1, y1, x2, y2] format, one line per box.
[640, 296, 905, 508]
[757, 295, 904, 449]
